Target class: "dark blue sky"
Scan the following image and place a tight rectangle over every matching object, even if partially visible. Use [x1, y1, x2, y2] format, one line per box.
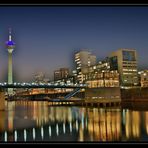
[0, 6, 148, 82]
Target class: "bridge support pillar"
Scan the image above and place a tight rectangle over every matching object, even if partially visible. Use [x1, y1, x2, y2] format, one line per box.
[97, 103, 100, 107]
[103, 103, 106, 107]
[85, 103, 87, 107]
[109, 102, 111, 107]
[0, 89, 5, 111]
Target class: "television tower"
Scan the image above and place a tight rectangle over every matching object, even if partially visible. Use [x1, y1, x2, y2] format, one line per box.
[6, 28, 15, 95]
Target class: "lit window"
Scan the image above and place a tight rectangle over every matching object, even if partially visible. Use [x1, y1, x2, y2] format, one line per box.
[93, 66, 96, 69]
[144, 73, 147, 76]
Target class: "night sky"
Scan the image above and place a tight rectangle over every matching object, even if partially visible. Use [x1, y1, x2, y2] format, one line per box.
[0, 6, 148, 82]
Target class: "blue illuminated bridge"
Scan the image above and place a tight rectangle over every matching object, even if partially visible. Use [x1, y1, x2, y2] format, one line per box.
[0, 83, 87, 89]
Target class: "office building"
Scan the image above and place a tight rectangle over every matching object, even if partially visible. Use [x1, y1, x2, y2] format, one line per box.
[82, 59, 119, 88]
[75, 50, 96, 83]
[109, 48, 138, 87]
[139, 70, 148, 87]
[54, 68, 69, 81]
[34, 72, 45, 83]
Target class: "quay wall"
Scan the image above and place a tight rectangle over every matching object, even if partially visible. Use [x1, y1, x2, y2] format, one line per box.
[121, 87, 148, 102]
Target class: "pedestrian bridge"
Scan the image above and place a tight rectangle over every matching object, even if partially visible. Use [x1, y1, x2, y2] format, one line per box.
[0, 83, 87, 89]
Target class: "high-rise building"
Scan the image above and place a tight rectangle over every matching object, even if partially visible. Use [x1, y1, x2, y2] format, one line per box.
[138, 70, 148, 87]
[54, 70, 61, 81]
[75, 50, 96, 83]
[60, 68, 69, 79]
[54, 68, 69, 81]
[6, 28, 15, 95]
[109, 48, 138, 87]
[82, 57, 119, 88]
[34, 72, 45, 83]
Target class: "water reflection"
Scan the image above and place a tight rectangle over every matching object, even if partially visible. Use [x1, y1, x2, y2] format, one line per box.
[14, 130, 17, 142]
[125, 110, 141, 140]
[49, 126, 51, 137]
[33, 128, 35, 140]
[0, 101, 148, 141]
[24, 129, 27, 141]
[7, 101, 15, 132]
[4, 131, 7, 142]
[56, 124, 59, 136]
[0, 111, 5, 132]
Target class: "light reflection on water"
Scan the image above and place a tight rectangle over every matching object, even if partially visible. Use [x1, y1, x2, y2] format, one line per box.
[0, 101, 148, 142]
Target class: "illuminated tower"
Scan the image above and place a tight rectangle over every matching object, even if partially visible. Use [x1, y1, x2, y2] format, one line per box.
[6, 28, 15, 95]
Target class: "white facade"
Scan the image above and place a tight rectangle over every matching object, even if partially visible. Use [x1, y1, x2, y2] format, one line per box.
[75, 50, 96, 83]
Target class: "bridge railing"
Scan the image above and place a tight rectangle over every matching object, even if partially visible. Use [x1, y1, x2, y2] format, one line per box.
[0, 83, 88, 88]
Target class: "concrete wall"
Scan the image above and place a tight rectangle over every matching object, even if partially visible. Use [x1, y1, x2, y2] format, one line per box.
[85, 87, 121, 99]
[121, 87, 148, 101]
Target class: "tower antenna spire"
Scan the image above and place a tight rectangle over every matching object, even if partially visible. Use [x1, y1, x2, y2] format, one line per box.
[9, 27, 12, 41]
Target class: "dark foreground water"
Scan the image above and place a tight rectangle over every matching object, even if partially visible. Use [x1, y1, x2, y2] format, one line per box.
[0, 101, 148, 142]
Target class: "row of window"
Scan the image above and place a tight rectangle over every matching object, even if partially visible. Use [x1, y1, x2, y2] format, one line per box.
[122, 61, 137, 63]
[84, 72, 119, 80]
[123, 69, 137, 71]
[86, 80, 119, 88]
[123, 66, 137, 68]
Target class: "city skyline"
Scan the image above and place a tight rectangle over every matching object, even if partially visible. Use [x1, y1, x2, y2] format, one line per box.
[0, 6, 148, 82]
